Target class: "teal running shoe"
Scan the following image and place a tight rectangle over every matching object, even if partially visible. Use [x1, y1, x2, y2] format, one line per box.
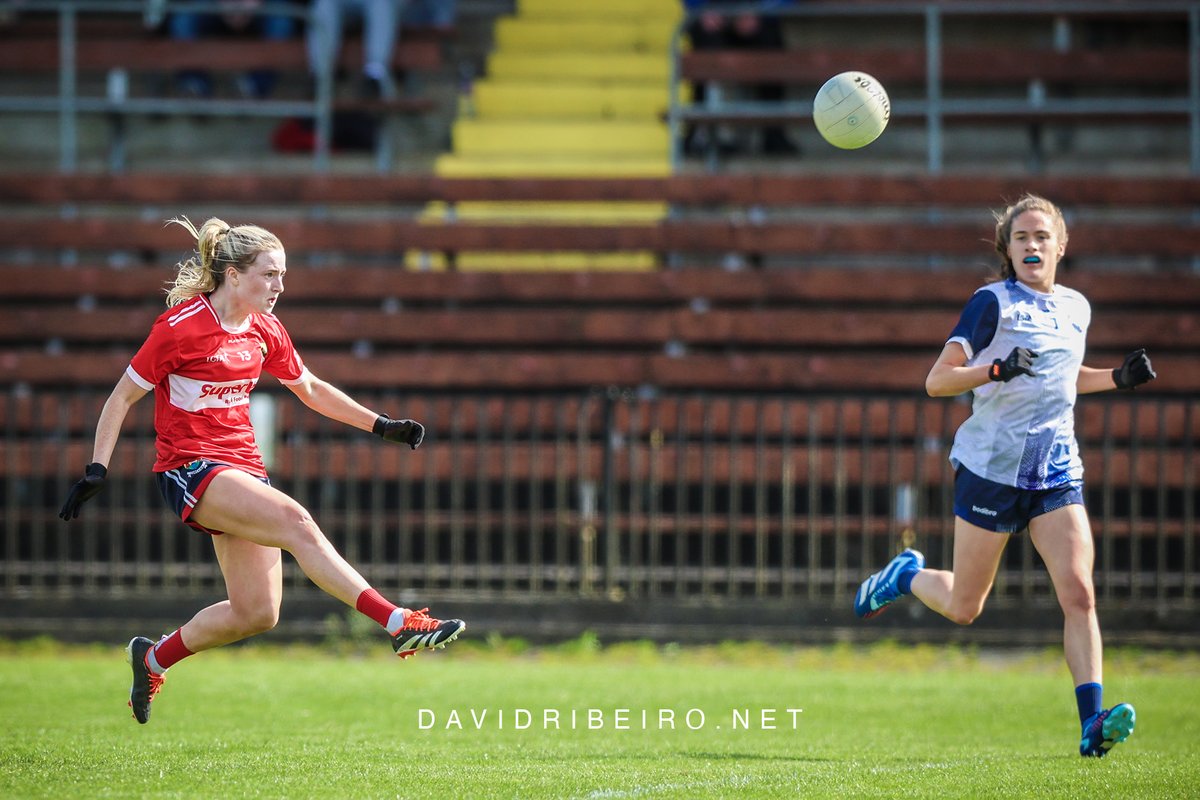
[854, 548, 925, 619]
[1080, 703, 1136, 757]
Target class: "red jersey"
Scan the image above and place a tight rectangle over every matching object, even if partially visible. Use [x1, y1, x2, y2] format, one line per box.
[127, 294, 307, 476]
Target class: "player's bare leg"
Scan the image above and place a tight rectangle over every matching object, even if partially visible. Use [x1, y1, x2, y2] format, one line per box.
[180, 533, 283, 651]
[192, 469, 463, 657]
[909, 518, 1009, 625]
[1030, 504, 1134, 756]
[1030, 504, 1100, 684]
[192, 469, 369, 605]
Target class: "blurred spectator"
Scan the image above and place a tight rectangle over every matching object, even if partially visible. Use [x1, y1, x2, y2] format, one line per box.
[0, 0, 30, 28]
[307, 0, 408, 100]
[683, 0, 799, 157]
[274, 0, 457, 153]
[402, 0, 456, 33]
[169, 0, 301, 99]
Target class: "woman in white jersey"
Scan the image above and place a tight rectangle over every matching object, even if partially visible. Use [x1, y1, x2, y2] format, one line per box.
[58, 217, 465, 725]
[853, 194, 1155, 757]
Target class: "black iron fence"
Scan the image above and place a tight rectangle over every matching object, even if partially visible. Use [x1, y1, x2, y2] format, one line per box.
[3, 388, 1196, 613]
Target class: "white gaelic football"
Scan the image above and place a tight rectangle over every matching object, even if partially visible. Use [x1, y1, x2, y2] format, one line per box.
[812, 71, 890, 149]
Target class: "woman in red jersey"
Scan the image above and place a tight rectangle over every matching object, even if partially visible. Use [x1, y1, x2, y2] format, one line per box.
[59, 217, 464, 724]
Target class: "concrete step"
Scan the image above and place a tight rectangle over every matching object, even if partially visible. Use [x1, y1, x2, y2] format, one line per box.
[472, 81, 671, 120]
[494, 17, 676, 53]
[433, 154, 670, 177]
[517, 0, 679, 21]
[486, 52, 671, 84]
[420, 200, 668, 223]
[404, 249, 658, 271]
[451, 119, 669, 157]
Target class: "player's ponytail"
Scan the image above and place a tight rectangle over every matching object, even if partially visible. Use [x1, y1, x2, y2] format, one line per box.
[164, 216, 283, 306]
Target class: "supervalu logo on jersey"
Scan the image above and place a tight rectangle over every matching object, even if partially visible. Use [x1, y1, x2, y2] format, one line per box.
[168, 375, 259, 411]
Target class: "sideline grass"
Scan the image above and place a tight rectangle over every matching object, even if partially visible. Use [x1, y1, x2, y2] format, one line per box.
[1, 637, 1198, 799]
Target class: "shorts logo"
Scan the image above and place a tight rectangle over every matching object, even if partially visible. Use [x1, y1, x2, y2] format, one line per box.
[971, 505, 999, 517]
[184, 459, 208, 475]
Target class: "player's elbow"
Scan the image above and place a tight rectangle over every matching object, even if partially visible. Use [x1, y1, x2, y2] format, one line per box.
[925, 375, 950, 398]
[925, 370, 967, 398]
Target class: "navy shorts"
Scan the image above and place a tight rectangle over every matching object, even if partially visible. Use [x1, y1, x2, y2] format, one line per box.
[156, 459, 270, 535]
[953, 466, 1084, 534]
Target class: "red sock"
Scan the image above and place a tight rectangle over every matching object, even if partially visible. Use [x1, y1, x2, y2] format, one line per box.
[355, 588, 401, 630]
[149, 629, 193, 673]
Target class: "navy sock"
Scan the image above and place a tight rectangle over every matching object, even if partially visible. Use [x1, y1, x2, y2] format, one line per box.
[897, 567, 920, 595]
[1076, 682, 1103, 726]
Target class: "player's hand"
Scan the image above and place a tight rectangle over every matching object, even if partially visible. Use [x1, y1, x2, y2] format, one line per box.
[989, 347, 1038, 382]
[58, 462, 108, 520]
[1112, 348, 1156, 390]
[373, 414, 425, 450]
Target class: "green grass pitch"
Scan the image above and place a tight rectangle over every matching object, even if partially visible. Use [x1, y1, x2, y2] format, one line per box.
[2, 637, 1198, 799]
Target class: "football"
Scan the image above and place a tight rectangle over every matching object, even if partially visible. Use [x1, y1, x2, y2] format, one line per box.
[812, 71, 891, 149]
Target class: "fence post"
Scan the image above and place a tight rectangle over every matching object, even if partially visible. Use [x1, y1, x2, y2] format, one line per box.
[924, 4, 944, 174]
[57, 4, 77, 173]
[602, 386, 621, 598]
[1190, 3, 1199, 174]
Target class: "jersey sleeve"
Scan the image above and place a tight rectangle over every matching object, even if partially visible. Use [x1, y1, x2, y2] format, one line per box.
[260, 315, 307, 384]
[126, 315, 181, 390]
[946, 289, 999, 360]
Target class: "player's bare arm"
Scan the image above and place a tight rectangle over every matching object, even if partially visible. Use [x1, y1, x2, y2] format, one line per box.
[924, 342, 990, 397]
[1078, 349, 1156, 395]
[91, 373, 150, 466]
[286, 371, 425, 449]
[285, 370, 378, 432]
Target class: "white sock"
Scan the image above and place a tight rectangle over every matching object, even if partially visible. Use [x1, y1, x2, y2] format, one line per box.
[385, 608, 408, 636]
[145, 644, 167, 675]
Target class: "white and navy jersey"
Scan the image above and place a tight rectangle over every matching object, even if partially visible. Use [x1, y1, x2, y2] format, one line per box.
[127, 294, 308, 476]
[945, 278, 1091, 490]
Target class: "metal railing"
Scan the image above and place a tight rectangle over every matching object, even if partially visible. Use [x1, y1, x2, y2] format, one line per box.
[668, 1, 1200, 173]
[0, 0, 337, 172]
[3, 388, 1195, 613]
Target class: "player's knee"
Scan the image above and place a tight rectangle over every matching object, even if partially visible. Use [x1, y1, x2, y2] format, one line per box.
[278, 501, 324, 549]
[946, 601, 983, 626]
[233, 604, 279, 636]
[1056, 580, 1096, 618]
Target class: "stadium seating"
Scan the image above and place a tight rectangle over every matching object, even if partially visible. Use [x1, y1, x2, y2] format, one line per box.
[1, 4, 1196, 613]
[0, 9, 451, 171]
[2, 379, 1194, 551]
[673, 2, 1193, 171]
[1, 172, 1197, 396]
[413, 0, 679, 270]
[438, 0, 676, 178]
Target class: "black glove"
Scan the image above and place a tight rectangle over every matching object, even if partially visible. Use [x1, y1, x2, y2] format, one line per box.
[989, 347, 1038, 382]
[1112, 348, 1156, 390]
[59, 462, 108, 520]
[373, 414, 425, 450]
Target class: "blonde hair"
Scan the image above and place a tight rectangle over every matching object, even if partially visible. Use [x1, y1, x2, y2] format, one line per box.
[991, 194, 1068, 282]
[164, 216, 283, 307]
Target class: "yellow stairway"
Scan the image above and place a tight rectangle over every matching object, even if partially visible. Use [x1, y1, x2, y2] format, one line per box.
[411, 0, 680, 271]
